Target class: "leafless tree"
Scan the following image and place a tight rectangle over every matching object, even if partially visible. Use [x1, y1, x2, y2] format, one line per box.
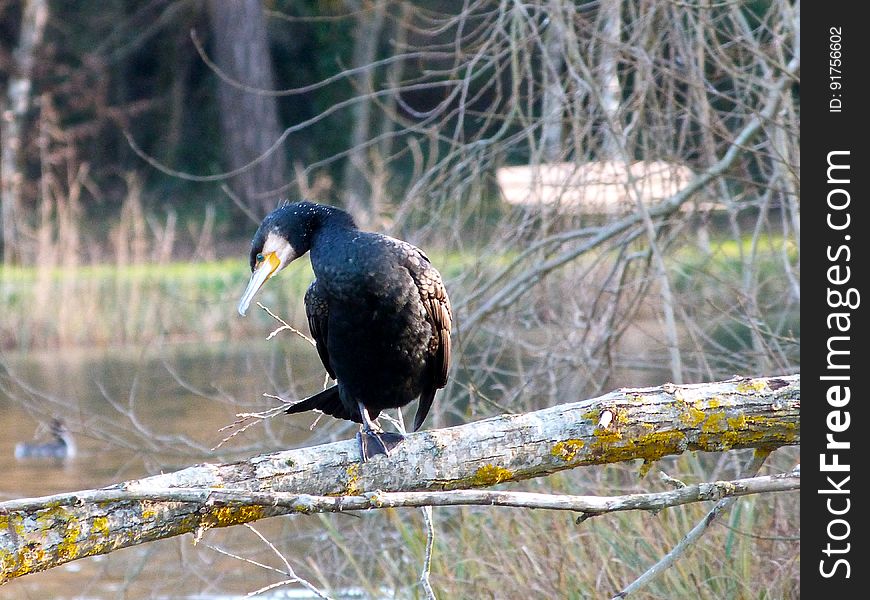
[322, 0, 800, 414]
[250, 1, 801, 595]
[341, 0, 390, 227]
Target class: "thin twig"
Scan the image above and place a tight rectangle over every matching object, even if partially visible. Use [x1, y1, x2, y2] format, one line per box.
[258, 302, 317, 346]
[612, 450, 774, 599]
[1, 469, 798, 515]
[211, 400, 291, 451]
[243, 524, 334, 600]
[201, 526, 333, 600]
[419, 505, 437, 599]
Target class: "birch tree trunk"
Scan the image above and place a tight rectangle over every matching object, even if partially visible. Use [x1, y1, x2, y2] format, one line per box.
[596, 0, 623, 160]
[1, 0, 48, 265]
[540, 0, 569, 163]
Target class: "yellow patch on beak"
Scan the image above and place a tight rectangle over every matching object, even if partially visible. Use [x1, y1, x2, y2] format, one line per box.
[238, 252, 281, 316]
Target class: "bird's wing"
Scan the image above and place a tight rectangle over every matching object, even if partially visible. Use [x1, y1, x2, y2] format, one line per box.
[402, 244, 452, 431]
[304, 280, 336, 380]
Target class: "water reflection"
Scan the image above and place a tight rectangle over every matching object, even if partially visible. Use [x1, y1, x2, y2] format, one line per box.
[1, 324, 681, 599]
[0, 337, 353, 599]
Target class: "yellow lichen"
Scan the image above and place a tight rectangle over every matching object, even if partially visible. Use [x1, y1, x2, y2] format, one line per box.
[736, 379, 768, 394]
[26, 505, 83, 564]
[744, 415, 797, 430]
[638, 460, 654, 478]
[471, 464, 513, 486]
[202, 505, 266, 529]
[614, 407, 630, 425]
[0, 512, 38, 581]
[592, 428, 622, 445]
[631, 431, 687, 478]
[682, 405, 706, 427]
[636, 431, 686, 462]
[584, 429, 685, 465]
[581, 409, 600, 421]
[701, 411, 727, 433]
[56, 520, 82, 563]
[727, 414, 747, 429]
[695, 411, 799, 451]
[552, 439, 585, 462]
[91, 516, 110, 537]
[1, 544, 47, 581]
[345, 463, 362, 496]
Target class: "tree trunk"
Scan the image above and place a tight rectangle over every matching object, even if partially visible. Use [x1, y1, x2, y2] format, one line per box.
[597, 0, 623, 160]
[1, 0, 48, 265]
[342, 0, 388, 228]
[206, 0, 289, 217]
[1, 375, 798, 582]
[540, 0, 569, 163]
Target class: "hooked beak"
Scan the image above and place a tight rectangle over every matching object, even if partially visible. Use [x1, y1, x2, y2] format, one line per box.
[238, 252, 281, 316]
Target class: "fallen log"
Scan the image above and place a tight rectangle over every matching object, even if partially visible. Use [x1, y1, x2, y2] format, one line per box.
[1, 374, 799, 582]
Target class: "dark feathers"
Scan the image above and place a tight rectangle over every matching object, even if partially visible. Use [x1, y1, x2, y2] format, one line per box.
[247, 201, 452, 433]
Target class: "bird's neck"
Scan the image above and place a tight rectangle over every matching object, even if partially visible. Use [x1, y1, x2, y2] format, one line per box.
[308, 210, 367, 281]
[315, 204, 357, 232]
[308, 205, 357, 248]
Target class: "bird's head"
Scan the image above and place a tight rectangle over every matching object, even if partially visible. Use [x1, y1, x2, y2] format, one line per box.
[238, 205, 306, 316]
[238, 201, 353, 316]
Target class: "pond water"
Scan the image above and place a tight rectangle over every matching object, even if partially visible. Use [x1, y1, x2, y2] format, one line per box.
[0, 335, 378, 599]
[0, 314, 685, 599]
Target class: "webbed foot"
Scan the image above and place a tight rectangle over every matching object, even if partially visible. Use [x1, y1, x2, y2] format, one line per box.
[357, 430, 405, 461]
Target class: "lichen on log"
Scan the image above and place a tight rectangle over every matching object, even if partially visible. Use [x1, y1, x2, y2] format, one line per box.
[1, 374, 799, 583]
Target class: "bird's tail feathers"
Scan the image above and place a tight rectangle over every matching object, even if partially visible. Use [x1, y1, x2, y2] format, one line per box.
[285, 385, 361, 423]
[413, 388, 436, 432]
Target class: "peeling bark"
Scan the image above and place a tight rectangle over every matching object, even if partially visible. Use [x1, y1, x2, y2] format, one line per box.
[1, 374, 799, 583]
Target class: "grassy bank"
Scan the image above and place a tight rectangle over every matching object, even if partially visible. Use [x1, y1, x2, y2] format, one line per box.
[0, 259, 307, 350]
[0, 249, 487, 351]
[0, 236, 795, 352]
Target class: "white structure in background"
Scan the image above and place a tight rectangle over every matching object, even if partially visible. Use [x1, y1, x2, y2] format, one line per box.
[496, 161, 698, 214]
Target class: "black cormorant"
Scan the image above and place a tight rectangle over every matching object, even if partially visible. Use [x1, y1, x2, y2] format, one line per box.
[238, 201, 452, 460]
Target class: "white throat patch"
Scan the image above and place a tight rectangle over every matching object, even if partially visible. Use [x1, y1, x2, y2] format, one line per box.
[263, 231, 297, 271]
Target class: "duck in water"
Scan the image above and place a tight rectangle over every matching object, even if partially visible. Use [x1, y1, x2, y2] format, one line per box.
[14, 418, 76, 461]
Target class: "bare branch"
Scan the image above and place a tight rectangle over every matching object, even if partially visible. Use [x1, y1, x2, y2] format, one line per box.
[419, 505, 437, 600]
[1, 375, 798, 581]
[0, 470, 799, 517]
[463, 56, 800, 330]
[612, 450, 775, 598]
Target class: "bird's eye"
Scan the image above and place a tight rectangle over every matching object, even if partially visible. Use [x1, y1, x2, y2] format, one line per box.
[256, 253, 265, 263]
